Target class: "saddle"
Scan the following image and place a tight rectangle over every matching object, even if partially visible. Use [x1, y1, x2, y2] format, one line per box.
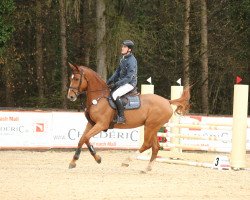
[85, 88, 141, 129]
[108, 88, 141, 110]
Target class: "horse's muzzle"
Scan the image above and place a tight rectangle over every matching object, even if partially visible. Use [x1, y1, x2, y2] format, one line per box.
[67, 88, 79, 102]
[67, 91, 77, 101]
[67, 94, 77, 102]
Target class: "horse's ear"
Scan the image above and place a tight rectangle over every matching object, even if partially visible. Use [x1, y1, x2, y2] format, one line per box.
[68, 62, 79, 71]
[68, 62, 75, 70]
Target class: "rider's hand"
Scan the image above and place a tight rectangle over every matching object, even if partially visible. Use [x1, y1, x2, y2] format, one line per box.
[108, 83, 115, 90]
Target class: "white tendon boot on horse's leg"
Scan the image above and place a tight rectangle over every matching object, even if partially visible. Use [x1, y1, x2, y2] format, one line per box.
[140, 159, 156, 174]
[121, 150, 141, 167]
[144, 160, 156, 173]
[141, 143, 158, 173]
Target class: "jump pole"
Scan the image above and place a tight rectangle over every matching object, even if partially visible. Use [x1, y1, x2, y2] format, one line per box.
[230, 84, 249, 170]
[138, 85, 249, 169]
[157, 86, 183, 158]
[160, 84, 249, 169]
[139, 84, 154, 156]
[170, 86, 183, 153]
[157, 132, 231, 142]
[137, 155, 213, 168]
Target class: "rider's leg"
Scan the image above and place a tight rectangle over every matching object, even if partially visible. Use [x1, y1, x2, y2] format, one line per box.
[112, 84, 134, 124]
[115, 96, 125, 123]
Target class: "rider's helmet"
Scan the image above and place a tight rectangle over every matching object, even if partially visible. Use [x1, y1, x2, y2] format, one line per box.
[122, 40, 134, 50]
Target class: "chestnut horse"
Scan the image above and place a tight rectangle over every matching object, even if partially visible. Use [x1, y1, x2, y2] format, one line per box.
[67, 63, 190, 172]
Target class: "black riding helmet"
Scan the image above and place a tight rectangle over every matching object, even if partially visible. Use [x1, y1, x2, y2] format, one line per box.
[122, 40, 134, 50]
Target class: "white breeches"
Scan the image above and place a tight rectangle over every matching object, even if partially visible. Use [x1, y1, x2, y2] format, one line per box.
[112, 83, 134, 100]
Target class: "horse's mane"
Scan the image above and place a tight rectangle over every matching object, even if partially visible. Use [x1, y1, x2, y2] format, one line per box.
[80, 66, 108, 88]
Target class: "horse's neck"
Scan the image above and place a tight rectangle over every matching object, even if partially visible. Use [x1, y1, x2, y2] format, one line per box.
[85, 70, 107, 91]
[84, 68, 110, 103]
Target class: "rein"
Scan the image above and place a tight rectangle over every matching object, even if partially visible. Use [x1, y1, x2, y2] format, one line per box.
[69, 69, 109, 95]
[69, 71, 85, 97]
[87, 88, 109, 93]
[69, 67, 110, 109]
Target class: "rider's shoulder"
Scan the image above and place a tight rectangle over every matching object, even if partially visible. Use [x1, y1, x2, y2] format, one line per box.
[126, 53, 136, 61]
[129, 54, 137, 64]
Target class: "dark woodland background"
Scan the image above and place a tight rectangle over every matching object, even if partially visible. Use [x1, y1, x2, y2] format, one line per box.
[0, 0, 249, 115]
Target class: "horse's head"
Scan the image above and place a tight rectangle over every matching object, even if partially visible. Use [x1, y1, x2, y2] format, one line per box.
[67, 63, 88, 101]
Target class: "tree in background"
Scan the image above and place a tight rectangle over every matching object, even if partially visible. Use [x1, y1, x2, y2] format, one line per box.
[0, 0, 249, 114]
[0, 0, 15, 55]
[59, 0, 68, 108]
[96, 0, 107, 80]
[200, 0, 209, 114]
[182, 0, 190, 87]
[35, 0, 46, 101]
[0, 0, 15, 106]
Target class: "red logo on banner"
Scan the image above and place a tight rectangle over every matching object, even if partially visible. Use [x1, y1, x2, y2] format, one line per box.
[35, 123, 45, 132]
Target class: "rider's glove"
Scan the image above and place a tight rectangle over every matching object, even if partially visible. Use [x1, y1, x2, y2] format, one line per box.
[108, 83, 115, 90]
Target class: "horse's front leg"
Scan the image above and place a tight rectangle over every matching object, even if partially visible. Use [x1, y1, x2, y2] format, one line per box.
[69, 123, 92, 169]
[69, 122, 107, 169]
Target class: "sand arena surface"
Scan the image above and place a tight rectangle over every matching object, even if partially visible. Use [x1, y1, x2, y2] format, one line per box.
[0, 150, 249, 200]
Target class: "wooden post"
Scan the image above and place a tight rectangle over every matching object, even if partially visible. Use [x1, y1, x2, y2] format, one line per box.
[231, 84, 249, 170]
[141, 84, 154, 95]
[170, 86, 183, 153]
[139, 84, 154, 155]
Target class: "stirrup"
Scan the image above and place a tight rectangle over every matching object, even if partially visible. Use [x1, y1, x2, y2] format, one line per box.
[114, 116, 126, 124]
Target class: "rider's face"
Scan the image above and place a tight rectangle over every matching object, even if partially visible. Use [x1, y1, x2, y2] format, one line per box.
[121, 45, 131, 55]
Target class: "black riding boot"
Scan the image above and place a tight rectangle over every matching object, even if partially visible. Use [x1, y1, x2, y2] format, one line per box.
[114, 97, 126, 124]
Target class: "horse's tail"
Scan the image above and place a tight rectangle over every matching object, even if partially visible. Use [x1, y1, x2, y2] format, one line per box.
[169, 86, 190, 115]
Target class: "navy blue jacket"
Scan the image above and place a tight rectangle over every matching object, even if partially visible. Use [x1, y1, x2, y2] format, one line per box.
[107, 53, 137, 87]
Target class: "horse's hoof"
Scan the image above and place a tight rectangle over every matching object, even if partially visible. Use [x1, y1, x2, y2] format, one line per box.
[95, 155, 102, 164]
[146, 166, 152, 171]
[121, 163, 129, 167]
[69, 163, 76, 169]
[140, 170, 147, 174]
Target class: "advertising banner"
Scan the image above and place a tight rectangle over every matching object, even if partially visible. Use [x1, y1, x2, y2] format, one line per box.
[0, 111, 52, 148]
[51, 112, 140, 149]
[0, 111, 249, 151]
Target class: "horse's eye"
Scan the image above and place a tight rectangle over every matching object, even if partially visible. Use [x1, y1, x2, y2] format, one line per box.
[74, 78, 79, 81]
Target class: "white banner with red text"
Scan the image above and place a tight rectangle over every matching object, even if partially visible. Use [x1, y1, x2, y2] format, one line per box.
[0, 111, 139, 149]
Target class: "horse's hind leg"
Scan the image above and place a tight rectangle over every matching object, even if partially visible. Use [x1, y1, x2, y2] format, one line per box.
[139, 124, 161, 173]
[145, 134, 160, 172]
[121, 125, 154, 167]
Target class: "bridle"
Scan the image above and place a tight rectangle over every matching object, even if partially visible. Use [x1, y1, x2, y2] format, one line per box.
[68, 68, 109, 98]
[68, 70, 85, 97]
[68, 66, 110, 112]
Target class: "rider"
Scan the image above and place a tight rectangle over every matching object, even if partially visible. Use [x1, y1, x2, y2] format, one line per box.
[106, 40, 138, 124]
